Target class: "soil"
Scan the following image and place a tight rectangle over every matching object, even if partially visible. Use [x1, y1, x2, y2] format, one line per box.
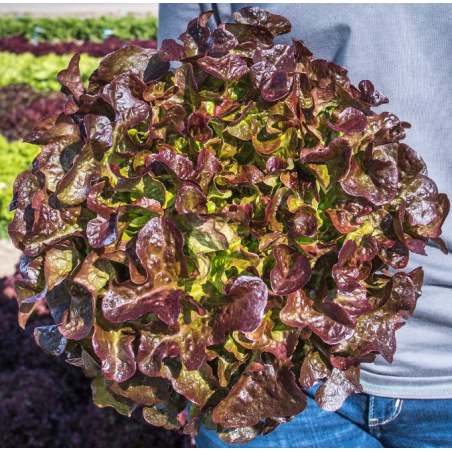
[0, 270, 194, 448]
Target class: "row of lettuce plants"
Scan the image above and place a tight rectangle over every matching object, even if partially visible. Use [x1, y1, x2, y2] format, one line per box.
[0, 36, 157, 57]
[0, 52, 101, 92]
[0, 84, 65, 141]
[0, 15, 158, 42]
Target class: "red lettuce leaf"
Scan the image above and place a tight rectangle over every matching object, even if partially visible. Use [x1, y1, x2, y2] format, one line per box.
[212, 355, 306, 428]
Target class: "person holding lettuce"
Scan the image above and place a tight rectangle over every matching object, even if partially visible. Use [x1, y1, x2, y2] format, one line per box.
[158, 3, 452, 447]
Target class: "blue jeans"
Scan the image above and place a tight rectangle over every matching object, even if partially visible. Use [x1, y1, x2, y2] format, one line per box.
[194, 385, 452, 447]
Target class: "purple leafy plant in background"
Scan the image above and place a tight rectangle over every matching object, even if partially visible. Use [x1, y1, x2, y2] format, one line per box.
[0, 84, 66, 141]
[8, 6, 449, 444]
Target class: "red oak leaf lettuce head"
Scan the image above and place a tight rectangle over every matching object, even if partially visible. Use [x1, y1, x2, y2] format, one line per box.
[9, 6, 449, 445]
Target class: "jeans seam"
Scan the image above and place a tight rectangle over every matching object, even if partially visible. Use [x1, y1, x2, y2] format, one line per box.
[377, 399, 404, 426]
[368, 395, 381, 437]
[369, 396, 378, 427]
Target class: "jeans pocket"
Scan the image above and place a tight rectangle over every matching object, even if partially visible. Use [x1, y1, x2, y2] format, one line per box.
[369, 396, 404, 435]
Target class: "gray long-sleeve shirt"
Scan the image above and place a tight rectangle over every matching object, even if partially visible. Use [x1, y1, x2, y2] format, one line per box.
[158, 3, 452, 399]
